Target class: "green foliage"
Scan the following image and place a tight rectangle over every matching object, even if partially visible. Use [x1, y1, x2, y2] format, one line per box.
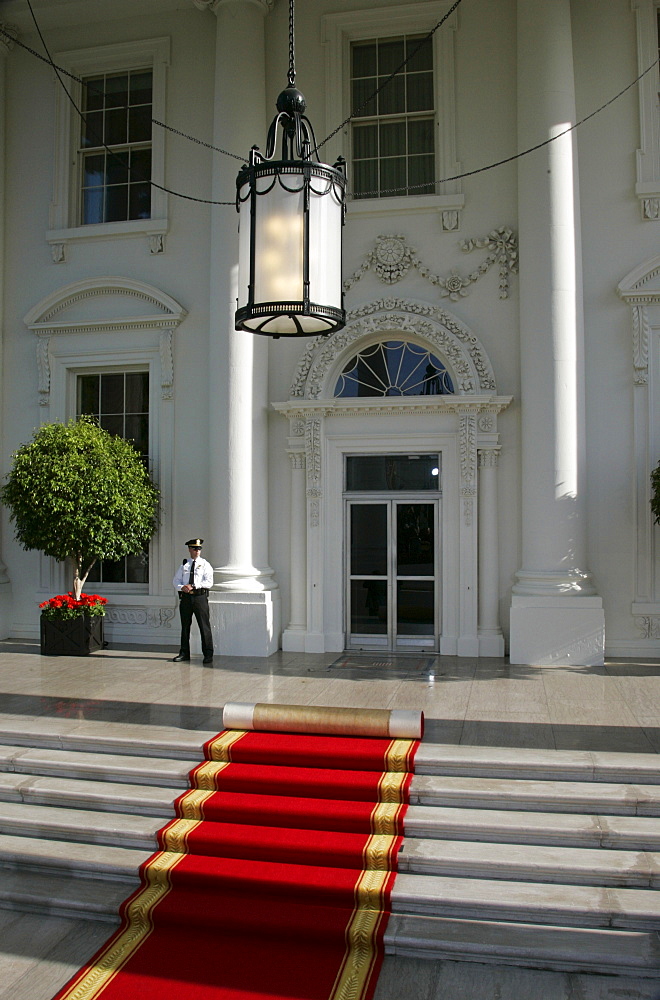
[0, 418, 160, 588]
[652, 461, 660, 526]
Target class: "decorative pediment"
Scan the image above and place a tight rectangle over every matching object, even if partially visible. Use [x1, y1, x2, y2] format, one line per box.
[617, 256, 660, 303]
[24, 277, 186, 334]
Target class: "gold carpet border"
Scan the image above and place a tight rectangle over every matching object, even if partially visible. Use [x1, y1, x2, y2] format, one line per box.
[178, 787, 215, 820]
[377, 770, 408, 803]
[385, 738, 416, 773]
[160, 817, 203, 854]
[205, 728, 248, 761]
[194, 758, 231, 790]
[370, 801, 403, 835]
[329, 869, 389, 1000]
[362, 833, 398, 871]
[55, 851, 185, 1000]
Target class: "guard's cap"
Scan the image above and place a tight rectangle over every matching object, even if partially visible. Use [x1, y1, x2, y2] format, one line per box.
[185, 538, 204, 547]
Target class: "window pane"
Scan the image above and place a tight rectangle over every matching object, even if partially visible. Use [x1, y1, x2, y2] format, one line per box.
[353, 159, 378, 199]
[101, 557, 126, 583]
[127, 552, 149, 584]
[84, 77, 104, 113]
[407, 72, 434, 112]
[352, 43, 377, 78]
[397, 504, 434, 575]
[378, 74, 405, 115]
[105, 184, 128, 222]
[77, 375, 99, 415]
[380, 120, 405, 157]
[129, 182, 151, 220]
[351, 580, 387, 634]
[408, 118, 434, 153]
[347, 455, 440, 492]
[83, 153, 105, 186]
[129, 71, 152, 106]
[124, 414, 149, 455]
[82, 187, 104, 225]
[83, 111, 103, 148]
[378, 39, 404, 75]
[351, 504, 388, 575]
[130, 147, 152, 183]
[380, 156, 406, 197]
[104, 74, 128, 109]
[125, 372, 149, 412]
[100, 414, 123, 438]
[409, 154, 435, 194]
[353, 124, 378, 160]
[105, 107, 127, 146]
[352, 77, 377, 117]
[128, 105, 151, 143]
[106, 151, 129, 186]
[406, 35, 432, 72]
[100, 373, 124, 414]
[397, 580, 434, 633]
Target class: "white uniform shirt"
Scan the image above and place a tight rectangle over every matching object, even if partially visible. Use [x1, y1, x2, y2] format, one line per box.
[173, 557, 214, 592]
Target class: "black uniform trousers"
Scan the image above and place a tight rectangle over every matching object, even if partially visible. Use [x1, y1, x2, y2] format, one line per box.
[178, 592, 213, 659]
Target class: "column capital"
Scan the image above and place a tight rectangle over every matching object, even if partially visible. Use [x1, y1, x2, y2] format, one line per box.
[191, 0, 274, 14]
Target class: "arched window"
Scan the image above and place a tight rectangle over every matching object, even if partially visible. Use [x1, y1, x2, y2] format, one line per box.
[334, 340, 454, 397]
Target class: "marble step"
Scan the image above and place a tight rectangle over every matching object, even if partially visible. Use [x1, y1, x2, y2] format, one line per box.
[410, 774, 660, 815]
[384, 913, 660, 977]
[0, 772, 181, 816]
[3, 742, 660, 820]
[1, 715, 660, 785]
[415, 743, 660, 784]
[0, 744, 191, 788]
[406, 804, 660, 849]
[392, 872, 660, 931]
[398, 837, 660, 887]
[1, 865, 656, 980]
[1, 840, 658, 935]
[1, 825, 658, 891]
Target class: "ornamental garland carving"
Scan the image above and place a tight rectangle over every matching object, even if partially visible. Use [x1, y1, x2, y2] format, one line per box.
[289, 299, 497, 399]
[344, 228, 518, 301]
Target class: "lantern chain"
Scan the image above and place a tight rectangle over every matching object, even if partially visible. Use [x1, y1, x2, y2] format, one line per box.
[288, 0, 296, 89]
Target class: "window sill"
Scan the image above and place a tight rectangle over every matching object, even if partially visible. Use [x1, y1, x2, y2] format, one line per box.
[46, 219, 168, 261]
[347, 193, 464, 229]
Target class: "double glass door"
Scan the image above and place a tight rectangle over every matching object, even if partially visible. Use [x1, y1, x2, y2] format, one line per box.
[347, 499, 439, 650]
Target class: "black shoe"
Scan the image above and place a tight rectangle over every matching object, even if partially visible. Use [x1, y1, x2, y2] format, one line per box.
[203, 655, 214, 664]
[171, 654, 190, 662]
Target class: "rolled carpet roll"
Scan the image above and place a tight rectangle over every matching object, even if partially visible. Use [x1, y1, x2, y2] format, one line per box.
[222, 702, 423, 739]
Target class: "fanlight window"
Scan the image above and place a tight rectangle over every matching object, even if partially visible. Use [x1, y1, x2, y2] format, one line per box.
[334, 340, 454, 397]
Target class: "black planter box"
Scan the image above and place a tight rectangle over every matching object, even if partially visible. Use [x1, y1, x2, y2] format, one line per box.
[40, 613, 104, 656]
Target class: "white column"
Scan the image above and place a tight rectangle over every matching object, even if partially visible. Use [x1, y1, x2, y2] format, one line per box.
[204, 0, 280, 656]
[281, 450, 307, 651]
[478, 449, 504, 656]
[510, 0, 603, 665]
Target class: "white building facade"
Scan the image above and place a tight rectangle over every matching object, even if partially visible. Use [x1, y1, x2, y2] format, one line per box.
[0, 0, 658, 664]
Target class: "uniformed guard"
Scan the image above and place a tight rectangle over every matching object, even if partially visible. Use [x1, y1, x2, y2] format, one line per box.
[172, 538, 214, 664]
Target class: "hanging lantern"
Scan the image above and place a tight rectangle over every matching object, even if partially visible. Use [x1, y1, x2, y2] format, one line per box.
[235, 5, 346, 338]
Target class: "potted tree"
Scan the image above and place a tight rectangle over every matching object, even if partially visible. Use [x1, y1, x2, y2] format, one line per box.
[0, 417, 160, 655]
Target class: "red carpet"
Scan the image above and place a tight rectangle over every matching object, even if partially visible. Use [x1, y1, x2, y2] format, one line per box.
[53, 728, 419, 1000]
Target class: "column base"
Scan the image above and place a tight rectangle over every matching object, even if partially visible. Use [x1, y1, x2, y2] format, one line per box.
[209, 590, 281, 657]
[509, 596, 604, 665]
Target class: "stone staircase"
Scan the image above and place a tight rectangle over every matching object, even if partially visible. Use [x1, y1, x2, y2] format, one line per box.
[0, 716, 658, 977]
